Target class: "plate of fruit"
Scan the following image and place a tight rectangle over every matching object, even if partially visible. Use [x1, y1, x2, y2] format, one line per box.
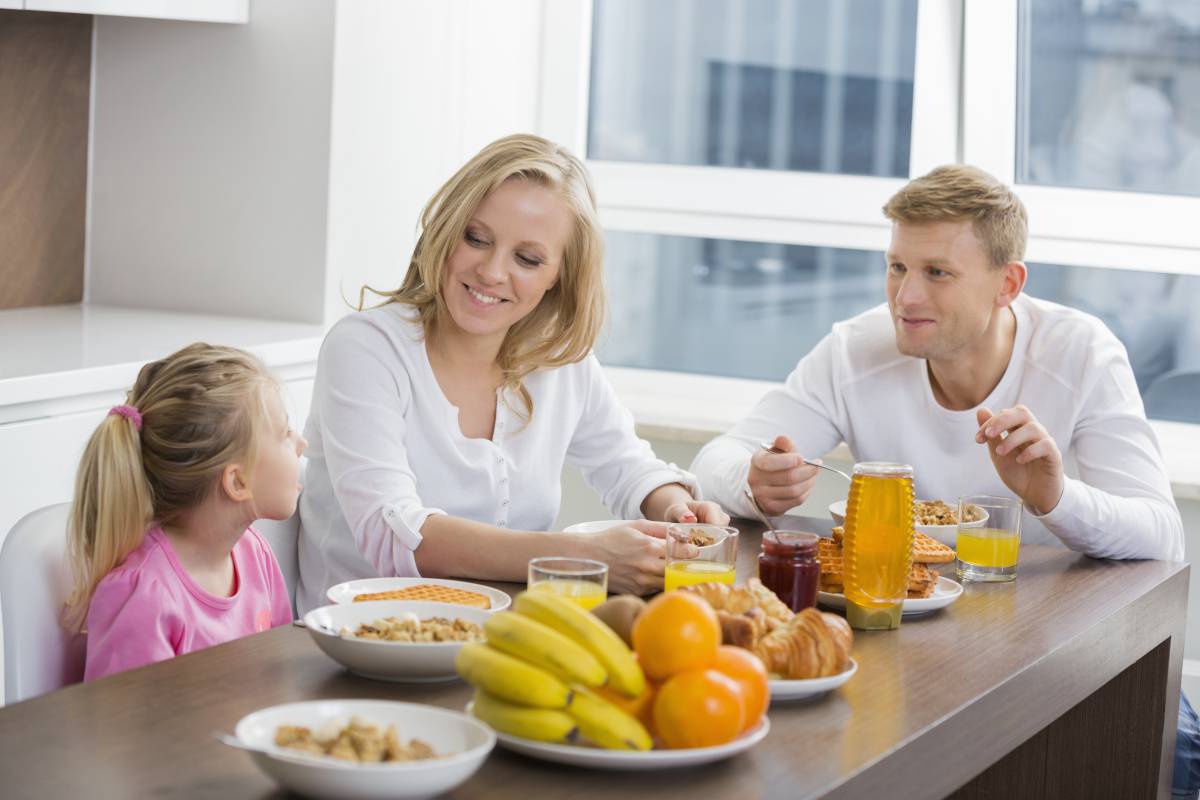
[458, 590, 771, 769]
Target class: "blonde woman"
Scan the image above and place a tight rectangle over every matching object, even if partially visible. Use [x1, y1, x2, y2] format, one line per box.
[66, 344, 305, 680]
[296, 134, 725, 612]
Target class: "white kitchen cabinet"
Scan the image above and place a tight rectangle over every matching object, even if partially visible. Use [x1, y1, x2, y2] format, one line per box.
[24, 0, 247, 23]
[0, 2, 25, 10]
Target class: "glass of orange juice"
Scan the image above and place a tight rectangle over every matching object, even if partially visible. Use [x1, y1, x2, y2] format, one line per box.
[955, 495, 1021, 583]
[664, 524, 738, 592]
[527, 557, 609, 610]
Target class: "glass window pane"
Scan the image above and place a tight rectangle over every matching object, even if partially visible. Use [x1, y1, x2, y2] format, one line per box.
[599, 232, 1200, 424]
[598, 231, 884, 379]
[1018, 0, 1200, 197]
[588, 0, 919, 177]
[1025, 263, 1200, 423]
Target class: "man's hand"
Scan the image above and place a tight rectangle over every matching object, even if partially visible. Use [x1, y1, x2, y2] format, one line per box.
[975, 405, 1064, 515]
[747, 434, 821, 516]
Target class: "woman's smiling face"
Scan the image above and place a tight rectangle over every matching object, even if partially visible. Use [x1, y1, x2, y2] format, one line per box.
[440, 178, 573, 341]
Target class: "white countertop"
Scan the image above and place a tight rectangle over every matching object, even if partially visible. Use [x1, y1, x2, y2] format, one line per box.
[0, 304, 324, 422]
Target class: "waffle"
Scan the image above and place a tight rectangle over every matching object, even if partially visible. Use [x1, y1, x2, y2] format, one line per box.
[353, 584, 492, 609]
[913, 533, 955, 564]
[817, 537, 942, 598]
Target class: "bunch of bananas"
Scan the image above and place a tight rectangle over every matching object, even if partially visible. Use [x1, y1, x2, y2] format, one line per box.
[457, 591, 652, 751]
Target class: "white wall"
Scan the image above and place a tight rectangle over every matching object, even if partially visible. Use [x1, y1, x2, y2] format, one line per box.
[324, 0, 544, 325]
[88, 0, 336, 323]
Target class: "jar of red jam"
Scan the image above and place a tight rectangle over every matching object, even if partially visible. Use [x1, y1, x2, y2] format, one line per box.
[757, 531, 821, 612]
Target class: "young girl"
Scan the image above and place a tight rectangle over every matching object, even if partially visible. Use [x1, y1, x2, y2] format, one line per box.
[64, 343, 305, 680]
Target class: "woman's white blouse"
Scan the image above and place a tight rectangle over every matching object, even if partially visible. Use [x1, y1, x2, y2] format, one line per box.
[296, 304, 697, 613]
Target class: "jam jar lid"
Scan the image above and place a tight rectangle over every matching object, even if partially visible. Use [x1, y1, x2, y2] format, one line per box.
[761, 531, 820, 557]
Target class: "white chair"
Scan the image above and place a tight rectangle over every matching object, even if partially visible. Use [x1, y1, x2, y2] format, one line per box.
[0, 502, 301, 705]
[252, 512, 301, 617]
[0, 503, 85, 704]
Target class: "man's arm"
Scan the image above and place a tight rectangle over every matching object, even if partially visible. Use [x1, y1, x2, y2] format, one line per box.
[977, 340, 1184, 561]
[691, 334, 845, 518]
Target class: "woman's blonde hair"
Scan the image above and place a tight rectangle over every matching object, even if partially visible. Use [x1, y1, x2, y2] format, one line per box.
[63, 343, 278, 632]
[362, 133, 606, 421]
[882, 164, 1028, 267]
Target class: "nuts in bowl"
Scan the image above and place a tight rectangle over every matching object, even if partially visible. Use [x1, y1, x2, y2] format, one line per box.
[828, 498, 988, 546]
[303, 601, 494, 682]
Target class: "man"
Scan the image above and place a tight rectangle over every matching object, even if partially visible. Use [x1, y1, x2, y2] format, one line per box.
[692, 165, 1183, 562]
[690, 164, 1193, 798]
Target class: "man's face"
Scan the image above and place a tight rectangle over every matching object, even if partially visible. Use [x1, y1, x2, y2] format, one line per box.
[885, 220, 1008, 362]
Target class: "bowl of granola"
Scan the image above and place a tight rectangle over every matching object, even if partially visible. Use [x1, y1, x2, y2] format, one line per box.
[229, 699, 494, 800]
[828, 499, 988, 546]
[303, 601, 490, 682]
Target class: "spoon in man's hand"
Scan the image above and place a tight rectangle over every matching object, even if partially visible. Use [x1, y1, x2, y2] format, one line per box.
[759, 442, 852, 482]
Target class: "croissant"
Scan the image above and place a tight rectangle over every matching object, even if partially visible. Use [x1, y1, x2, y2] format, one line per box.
[753, 608, 853, 679]
[680, 579, 794, 627]
[716, 608, 769, 649]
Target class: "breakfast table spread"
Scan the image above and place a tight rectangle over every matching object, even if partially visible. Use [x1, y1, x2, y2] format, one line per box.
[0, 515, 1187, 799]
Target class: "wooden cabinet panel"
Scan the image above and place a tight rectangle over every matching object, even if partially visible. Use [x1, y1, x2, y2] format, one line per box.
[0, 11, 90, 310]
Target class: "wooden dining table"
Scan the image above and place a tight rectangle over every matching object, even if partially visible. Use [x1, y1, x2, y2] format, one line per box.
[0, 516, 1188, 799]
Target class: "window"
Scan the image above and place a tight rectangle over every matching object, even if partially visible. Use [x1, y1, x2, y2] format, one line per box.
[588, 0, 918, 178]
[1018, 0, 1200, 198]
[539, 0, 1200, 425]
[1025, 263, 1200, 422]
[599, 232, 883, 379]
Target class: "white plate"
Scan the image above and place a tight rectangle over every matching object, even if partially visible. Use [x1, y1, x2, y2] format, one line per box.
[769, 658, 857, 702]
[326, 577, 511, 612]
[466, 702, 769, 770]
[229, 699, 494, 800]
[817, 577, 963, 616]
[303, 601, 491, 683]
[827, 500, 988, 546]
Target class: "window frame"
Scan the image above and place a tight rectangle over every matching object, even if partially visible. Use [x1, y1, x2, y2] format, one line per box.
[541, 0, 1200, 274]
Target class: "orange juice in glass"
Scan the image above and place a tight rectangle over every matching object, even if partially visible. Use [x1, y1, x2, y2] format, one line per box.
[842, 462, 914, 630]
[527, 557, 608, 610]
[664, 524, 738, 592]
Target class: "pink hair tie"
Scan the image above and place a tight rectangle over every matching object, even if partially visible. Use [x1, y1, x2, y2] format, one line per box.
[108, 404, 143, 431]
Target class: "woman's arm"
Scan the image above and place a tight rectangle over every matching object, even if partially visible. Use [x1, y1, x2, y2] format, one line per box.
[414, 516, 670, 595]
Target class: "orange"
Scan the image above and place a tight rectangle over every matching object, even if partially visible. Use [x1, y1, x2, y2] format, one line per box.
[653, 668, 746, 749]
[712, 645, 769, 731]
[596, 682, 656, 727]
[631, 591, 721, 681]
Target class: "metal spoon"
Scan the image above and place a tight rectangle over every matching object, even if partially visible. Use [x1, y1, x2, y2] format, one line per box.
[742, 488, 776, 534]
[759, 442, 852, 482]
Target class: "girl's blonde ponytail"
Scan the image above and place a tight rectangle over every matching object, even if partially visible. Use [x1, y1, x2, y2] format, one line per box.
[62, 343, 275, 633]
[63, 412, 154, 632]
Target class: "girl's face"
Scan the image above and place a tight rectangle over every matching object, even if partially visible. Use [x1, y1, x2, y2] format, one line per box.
[246, 388, 306, 521]
[440, 178, 573, 343]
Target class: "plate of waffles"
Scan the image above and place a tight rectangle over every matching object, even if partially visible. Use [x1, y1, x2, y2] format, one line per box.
[326, 578, 511, 612]
[769, 658, 858, 702]
[816, 527, 962, 616]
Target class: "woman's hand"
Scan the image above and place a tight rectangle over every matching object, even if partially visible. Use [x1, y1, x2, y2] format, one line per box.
[663, 500, 730, 526]
[587, 521, 668, 596]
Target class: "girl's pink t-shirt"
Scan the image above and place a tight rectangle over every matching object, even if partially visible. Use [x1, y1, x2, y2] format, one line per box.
[84, 525, 293, 681]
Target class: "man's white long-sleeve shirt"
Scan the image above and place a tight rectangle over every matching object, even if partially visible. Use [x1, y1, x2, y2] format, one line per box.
[691, 295, 1184, 562]
[296, 304, 697, 613]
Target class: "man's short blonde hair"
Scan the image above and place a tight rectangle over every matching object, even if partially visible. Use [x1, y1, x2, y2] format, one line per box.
[882, 165, 1028, 267]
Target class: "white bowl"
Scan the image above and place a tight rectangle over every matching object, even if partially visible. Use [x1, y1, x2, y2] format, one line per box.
[303, 601, 491, 682]
[231, 699, 494, 800]
[827, 500, 988, 546]
[325, 577, 511, 612]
